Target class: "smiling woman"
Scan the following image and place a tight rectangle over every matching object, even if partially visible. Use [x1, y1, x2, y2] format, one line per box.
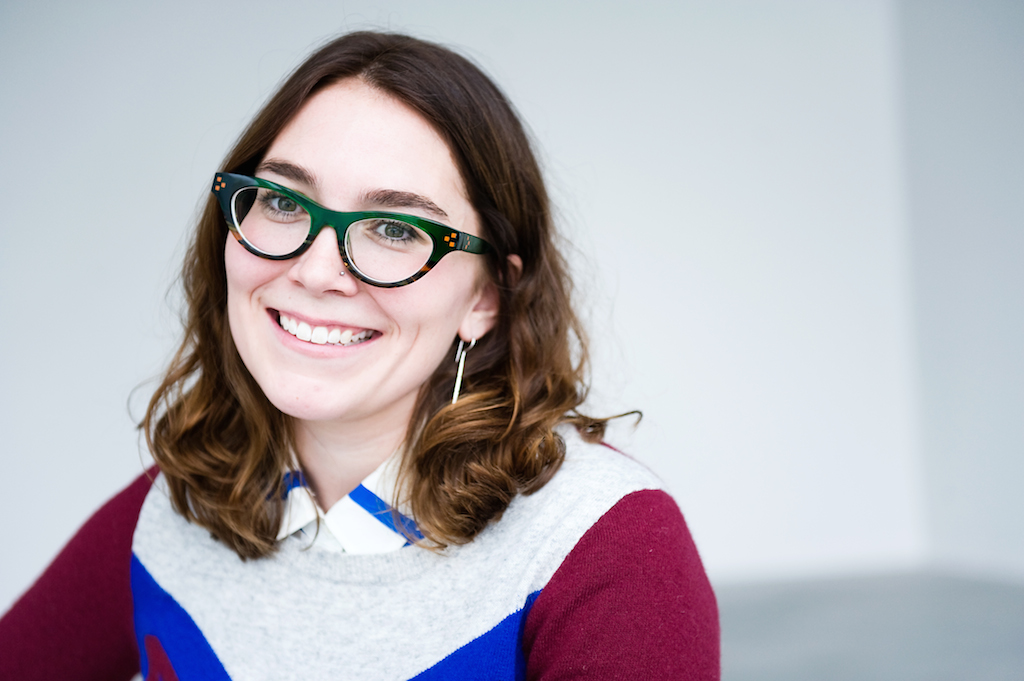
[0, 31, 719, 680]
[221, 80, 499, 493]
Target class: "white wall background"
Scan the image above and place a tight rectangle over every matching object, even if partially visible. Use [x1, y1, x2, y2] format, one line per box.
[898, 0, 1024, 581]
[1, 0, 1019, 612]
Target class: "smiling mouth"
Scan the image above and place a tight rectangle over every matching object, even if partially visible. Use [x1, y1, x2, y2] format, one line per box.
[277, 313, 375, 347]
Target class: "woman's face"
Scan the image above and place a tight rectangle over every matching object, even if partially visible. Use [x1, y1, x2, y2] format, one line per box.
[225, 78, 497, 433]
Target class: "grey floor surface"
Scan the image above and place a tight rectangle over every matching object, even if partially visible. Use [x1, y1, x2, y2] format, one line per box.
[717, 572, 1024, 681]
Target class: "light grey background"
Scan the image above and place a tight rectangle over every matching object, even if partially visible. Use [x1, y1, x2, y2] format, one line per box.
[1, 0, 1021, 615]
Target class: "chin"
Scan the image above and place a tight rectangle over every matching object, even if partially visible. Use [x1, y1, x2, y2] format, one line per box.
[263, 394, 351, 423]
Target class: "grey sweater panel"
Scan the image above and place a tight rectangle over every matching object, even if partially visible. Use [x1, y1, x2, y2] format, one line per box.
[132, 427, 664, 680]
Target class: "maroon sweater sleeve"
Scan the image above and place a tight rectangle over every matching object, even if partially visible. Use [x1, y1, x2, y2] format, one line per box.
[522, 489, 720, 680]
[0, 469, 155, 680]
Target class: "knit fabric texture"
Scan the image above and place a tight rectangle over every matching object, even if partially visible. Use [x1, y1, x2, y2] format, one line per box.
[1, 428, 720, 680]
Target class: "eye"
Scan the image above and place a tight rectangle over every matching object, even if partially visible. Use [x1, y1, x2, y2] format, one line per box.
[263, 193, 299, 214]
[372, 220, 425, 243]
[381, 222, 411, 239]
[273, 196, 298, 213]
[254, 190, 307, 223]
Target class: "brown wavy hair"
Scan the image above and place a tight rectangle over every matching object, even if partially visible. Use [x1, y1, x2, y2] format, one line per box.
[143, 31, 608, 559]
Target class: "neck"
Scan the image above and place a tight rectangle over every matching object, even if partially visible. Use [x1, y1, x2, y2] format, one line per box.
[293, 412, 410, 510]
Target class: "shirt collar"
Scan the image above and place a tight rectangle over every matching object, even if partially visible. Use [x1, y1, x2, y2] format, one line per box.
[276, 456, 422, 555]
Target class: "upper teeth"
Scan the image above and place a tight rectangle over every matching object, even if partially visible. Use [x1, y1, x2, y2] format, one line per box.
[278, 314, 372, 346]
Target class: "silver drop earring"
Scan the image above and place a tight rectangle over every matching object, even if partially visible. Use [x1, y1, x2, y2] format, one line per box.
[452, 338, 477, 405]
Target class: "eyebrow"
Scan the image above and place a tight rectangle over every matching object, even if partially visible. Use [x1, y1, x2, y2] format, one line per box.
[360, 189, 449, 220]
[255, 159, 319, 188]
[255, 158, 449, 220]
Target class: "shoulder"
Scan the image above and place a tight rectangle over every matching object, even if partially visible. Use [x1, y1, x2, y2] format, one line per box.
[35, 466, 155, 590]
[0, 467, 156, 680]
[20, 466, 155, 590]
[71, 467, 156, 561]
[512, 424, 667, 527]
[521, 432, 721, 679]
[554, 425, 666, 496]
[531, 488, 716, 616]
[466, 427, 665, 584]
[87, 467, 158, 534]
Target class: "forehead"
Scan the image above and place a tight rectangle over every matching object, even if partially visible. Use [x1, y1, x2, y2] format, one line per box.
[262, 78, 470, 212]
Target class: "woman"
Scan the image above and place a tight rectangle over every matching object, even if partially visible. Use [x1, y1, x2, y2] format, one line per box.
[0, 31, 719, 679]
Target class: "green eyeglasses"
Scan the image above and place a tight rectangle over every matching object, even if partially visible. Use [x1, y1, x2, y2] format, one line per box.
[212, 173, 493, 288]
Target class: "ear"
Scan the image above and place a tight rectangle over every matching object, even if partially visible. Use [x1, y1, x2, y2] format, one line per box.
[458, 278, 499, 341]
[504, 254, 523, 287]
[457, 255, 521, 341]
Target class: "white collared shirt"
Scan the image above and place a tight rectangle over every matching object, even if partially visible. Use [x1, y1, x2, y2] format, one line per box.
[276, 457, 420, 555]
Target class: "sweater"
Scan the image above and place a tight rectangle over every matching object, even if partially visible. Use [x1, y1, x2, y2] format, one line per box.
[0, 431, 720, 680]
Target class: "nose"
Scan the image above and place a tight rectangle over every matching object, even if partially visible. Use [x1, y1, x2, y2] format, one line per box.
[287, 227, 358, 295]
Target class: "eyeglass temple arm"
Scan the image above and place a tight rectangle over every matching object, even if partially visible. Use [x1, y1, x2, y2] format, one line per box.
[458, 232, 492, 254]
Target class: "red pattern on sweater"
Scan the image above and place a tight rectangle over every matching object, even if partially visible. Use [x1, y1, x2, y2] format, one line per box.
[0, 470, 152, 681]
[523, 490, 720, 680]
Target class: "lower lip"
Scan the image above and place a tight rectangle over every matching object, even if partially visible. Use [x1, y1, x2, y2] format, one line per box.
[268, 310, 377, 356]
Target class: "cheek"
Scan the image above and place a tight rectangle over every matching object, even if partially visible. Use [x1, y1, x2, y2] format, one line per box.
[384, 265, 482, 337]
[224, 238, 285, 354]
[224, 237, 279, 303]
[381, 293, 457, 343]
[224, 240, 254, 356]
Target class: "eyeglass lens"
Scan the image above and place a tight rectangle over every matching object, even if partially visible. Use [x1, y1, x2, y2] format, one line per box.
[231, 187, 435, 283]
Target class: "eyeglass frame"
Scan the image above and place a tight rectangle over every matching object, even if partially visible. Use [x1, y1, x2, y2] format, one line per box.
[211, 172, 494, 288]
